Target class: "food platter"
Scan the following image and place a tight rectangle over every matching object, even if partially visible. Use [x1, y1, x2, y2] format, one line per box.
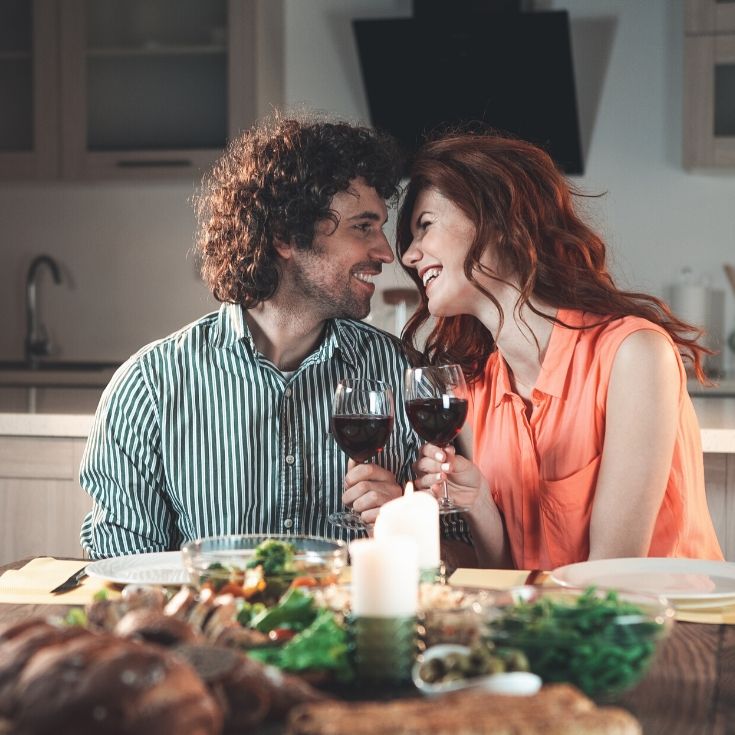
[551, 557, 735, 602]
[86, 551, 189, 586]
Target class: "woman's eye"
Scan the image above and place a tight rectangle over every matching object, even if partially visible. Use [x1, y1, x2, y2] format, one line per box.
[419, 220, 432, 231]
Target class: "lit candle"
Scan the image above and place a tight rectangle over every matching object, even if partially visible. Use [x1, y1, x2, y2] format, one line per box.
[350, 537, 419, 617]
[374, 482, 440, 570]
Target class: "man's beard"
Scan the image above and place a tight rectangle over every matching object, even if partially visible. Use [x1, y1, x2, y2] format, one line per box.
[288, 246, 378, 321]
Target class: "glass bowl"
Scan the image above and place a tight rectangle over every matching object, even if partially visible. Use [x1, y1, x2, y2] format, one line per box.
[418, 584, 499, 648]
[482, 585, 675, 699]
[181, 534, 348, 603]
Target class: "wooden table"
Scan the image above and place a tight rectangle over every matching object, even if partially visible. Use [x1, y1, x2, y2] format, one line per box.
[1, 559, 734, 734]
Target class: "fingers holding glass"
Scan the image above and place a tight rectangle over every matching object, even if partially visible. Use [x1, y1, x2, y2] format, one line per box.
[404, 365, 469, 514]
[328, 378, 395, 531]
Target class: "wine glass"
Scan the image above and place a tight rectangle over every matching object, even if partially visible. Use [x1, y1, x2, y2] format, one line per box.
[328, 378, 395, 531]
[404, 364, 469, 514]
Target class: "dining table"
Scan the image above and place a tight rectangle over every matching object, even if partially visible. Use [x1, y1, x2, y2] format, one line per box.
[1, 557, 734, 735]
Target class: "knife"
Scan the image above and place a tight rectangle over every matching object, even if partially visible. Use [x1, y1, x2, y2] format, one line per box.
[50, 567, 88, 595]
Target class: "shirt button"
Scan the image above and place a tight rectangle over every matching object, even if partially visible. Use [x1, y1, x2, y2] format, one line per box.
[283, 518, 294, 529]
[285, 454, 295, 465]
[284, 387, 292, 398]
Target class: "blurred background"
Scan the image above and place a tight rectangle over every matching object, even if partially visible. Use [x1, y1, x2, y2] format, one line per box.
[1, 0, 734, 378]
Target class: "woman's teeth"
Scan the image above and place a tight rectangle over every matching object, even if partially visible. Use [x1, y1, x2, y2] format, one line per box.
[422, 267, 441, 287]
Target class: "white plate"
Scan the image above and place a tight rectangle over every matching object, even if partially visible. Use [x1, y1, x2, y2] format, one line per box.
[551, 557, 735, 602]
[86, 551, 189, 586]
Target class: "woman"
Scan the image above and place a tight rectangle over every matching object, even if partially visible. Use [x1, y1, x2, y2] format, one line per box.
[397, 131, 723, 569]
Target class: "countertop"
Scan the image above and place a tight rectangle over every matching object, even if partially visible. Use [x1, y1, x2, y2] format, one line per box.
[2, 397, 735, 452]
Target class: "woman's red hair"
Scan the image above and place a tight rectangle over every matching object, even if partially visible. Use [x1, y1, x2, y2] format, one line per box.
[396, 132, 709, 383]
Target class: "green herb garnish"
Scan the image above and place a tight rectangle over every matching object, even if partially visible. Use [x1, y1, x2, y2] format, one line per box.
[247, 539, 295, 576]
[487, 588, 665, 697]
[250, 586, 316, 633]
[248, 608, 353, 681]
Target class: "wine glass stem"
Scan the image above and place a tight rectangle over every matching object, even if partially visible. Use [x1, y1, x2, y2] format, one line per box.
[440, 446, 452, 506]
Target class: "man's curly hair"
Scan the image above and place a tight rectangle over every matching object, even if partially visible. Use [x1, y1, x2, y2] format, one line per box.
[194, 113, 403, 307]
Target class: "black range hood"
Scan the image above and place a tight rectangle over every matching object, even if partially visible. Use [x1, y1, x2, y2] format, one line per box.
[353, 3, 584, 174]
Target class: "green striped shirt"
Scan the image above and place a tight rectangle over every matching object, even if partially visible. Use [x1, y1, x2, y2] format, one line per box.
[80, 303, 468, 559]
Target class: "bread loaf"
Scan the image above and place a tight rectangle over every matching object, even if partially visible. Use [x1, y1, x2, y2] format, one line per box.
[8, 632, 222, 735]
[287, 683, 642, 735]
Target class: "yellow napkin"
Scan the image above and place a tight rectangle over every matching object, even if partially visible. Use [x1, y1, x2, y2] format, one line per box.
[673, 605, 735, 625]
[0, 557, 119, 605]
[449, 568, 548, 589]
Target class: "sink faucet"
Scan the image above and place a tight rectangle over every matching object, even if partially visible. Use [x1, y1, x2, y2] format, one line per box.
[25, 254, 62, 367]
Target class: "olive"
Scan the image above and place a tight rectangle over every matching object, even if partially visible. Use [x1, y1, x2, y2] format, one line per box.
[419, 658, 444, 683]
[486, 656, 506, 674]
[443, 652, 466, 672]
[503, 650, 530, 672]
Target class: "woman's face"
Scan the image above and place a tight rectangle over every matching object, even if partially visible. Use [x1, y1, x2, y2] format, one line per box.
[402, 187, 486, 318]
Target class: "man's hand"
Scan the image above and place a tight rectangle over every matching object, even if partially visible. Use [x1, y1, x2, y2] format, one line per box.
[342, 461, 403, 525]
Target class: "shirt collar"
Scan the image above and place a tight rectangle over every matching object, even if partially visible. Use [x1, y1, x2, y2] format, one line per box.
[534, 308, 584, 399]
[493, 308, 583, 406]
[211, 303, 359, 369]
[211, 302, 254, 350]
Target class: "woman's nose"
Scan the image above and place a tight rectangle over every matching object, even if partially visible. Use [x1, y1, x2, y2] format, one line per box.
[401, 240, 420, 267]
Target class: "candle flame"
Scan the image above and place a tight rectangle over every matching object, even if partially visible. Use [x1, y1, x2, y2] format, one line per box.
[404, 481, 414, 497]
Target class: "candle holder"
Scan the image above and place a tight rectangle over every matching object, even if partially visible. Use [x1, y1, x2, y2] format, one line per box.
[419, 565, 443, 584]
[348, 615, 418, 685]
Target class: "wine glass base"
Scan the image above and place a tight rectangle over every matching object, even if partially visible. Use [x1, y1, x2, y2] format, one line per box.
[437, 502, 470, 515]
[328, 510, 368, 531]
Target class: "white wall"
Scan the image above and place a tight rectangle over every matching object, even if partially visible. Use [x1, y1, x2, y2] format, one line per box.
[1, 0, 734, 367]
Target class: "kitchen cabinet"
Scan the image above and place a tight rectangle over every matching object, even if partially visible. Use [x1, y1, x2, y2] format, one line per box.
[684, 0, 735, 168]
[686, 0, 735, 33]
[0, 0, 59, 178]
[0, 435, 92, 565]
[0, 0, 283, 181]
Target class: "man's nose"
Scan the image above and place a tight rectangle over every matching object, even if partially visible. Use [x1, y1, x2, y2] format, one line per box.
[371, 232, 394, 263]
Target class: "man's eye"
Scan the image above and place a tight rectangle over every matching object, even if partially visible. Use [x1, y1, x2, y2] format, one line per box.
[355, 223, 372, 233]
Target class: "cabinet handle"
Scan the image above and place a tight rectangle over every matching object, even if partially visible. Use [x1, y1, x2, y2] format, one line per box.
[116, 159, 193, 168]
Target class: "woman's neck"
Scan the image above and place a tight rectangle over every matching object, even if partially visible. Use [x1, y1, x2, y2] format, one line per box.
[476, 291, 557, 399]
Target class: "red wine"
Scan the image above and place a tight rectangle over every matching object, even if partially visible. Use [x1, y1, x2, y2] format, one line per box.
[406, 397, 468, 445]
[331, 414, 394, 463]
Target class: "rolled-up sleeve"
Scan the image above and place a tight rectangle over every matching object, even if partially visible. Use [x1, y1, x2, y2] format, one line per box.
[80, 360, 176, 559]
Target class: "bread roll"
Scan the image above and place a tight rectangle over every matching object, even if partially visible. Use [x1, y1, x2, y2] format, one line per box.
[8, 633, 222, 735]
[287, 683, 642, 735]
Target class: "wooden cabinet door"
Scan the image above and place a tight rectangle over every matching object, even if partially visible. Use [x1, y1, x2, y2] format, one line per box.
[58, 0, 257, 180]
[684, 33, 735, 168]
[686, 0, 735, 34]
[0, 0, 59, 180]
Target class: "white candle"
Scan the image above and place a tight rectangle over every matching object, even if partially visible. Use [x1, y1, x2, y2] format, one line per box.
[374, 484, 440, 569]
[350, 537, 419, 617]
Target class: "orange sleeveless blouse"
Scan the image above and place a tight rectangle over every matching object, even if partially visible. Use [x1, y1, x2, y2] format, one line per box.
[468, 309, 723, 569]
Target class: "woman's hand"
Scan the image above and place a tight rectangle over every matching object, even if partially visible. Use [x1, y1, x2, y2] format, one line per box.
[342, 461, 403, 525]
[412, 443, 484, 511]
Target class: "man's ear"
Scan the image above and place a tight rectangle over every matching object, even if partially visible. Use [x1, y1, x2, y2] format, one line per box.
[273, 237, 295, 260]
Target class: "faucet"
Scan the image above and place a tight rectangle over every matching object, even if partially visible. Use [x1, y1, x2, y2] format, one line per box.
[25, 254, 62, 367]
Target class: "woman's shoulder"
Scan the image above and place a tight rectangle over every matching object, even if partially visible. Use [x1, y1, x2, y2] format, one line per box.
[576, 312, 673, 351]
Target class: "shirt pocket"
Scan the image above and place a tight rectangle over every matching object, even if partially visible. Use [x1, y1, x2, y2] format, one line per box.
[539, 454, 601, 568]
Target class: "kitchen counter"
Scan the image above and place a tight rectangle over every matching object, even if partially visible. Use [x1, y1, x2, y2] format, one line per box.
[1, 397, 735, 451]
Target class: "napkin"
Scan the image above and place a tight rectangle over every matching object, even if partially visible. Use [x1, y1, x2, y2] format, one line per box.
[0, 557, 119, 605]
[673, 605, 735, 625]
[449, 568, 549, 589]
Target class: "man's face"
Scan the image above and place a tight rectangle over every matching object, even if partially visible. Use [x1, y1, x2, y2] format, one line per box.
[288, 177, 394, 321]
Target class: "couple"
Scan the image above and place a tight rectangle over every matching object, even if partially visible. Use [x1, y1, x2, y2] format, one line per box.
[81, 113, 723, 568]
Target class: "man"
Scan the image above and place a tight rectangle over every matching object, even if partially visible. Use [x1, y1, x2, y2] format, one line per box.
[80, 114, 451, 559]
